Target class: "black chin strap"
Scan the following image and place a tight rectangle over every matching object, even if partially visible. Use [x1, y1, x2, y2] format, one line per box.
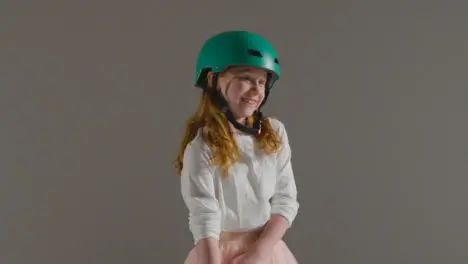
[206, 72, 267, 136]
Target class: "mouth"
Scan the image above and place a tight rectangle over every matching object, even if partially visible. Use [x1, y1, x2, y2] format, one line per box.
[241, 97, 258, 106]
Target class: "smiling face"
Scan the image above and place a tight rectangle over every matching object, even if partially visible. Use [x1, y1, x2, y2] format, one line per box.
[208, 66, 268, 122]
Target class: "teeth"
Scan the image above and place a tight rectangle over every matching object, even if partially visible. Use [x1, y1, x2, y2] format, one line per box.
[242, 98, 256, 105]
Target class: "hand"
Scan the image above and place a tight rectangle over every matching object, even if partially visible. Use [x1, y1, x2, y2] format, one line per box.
[232, 244, 271, 264]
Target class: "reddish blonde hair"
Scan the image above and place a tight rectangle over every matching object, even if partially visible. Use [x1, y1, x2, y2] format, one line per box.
[175, 90, 282, 177]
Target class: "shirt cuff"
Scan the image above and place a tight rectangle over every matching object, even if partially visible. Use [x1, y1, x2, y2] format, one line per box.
[271, 200, 299, 226]
[189, 212, 221, 244]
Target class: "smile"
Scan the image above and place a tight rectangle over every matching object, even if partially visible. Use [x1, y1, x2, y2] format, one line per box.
[241, 98, 258, 105]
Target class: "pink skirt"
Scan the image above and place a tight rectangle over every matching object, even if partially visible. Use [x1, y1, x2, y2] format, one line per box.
[184, 228, 298, 264]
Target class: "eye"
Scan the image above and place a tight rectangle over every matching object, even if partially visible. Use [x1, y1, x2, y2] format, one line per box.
[237, 76, 252, 83]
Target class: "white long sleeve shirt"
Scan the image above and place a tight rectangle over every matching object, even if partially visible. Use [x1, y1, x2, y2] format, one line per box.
[180, 118, 299, 244]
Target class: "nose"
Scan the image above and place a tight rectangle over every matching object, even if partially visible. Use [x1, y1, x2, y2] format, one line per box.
[249, 80, 264, 93]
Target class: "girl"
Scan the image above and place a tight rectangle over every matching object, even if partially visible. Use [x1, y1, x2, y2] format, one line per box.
[176, 30, 299, 264]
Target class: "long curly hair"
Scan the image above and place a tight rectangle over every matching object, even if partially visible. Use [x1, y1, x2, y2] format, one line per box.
[175, 88, 282, 178]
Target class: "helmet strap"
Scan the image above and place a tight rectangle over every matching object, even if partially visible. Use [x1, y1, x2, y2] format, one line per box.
[205, 72, 264, 136]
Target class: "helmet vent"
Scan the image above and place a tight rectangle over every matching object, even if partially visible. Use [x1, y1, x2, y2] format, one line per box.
[274, 58, 279, 64]
[247, 49, 263, 58]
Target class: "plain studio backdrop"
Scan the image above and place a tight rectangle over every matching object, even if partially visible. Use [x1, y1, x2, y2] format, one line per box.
[1, 1, 467, 263]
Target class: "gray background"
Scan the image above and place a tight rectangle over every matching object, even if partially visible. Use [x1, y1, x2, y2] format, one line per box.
[1, 1, 467, 263]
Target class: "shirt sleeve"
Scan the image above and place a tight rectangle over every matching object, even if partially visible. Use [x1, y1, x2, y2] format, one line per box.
[180, 139, 221, 244]
[270, 120, 300, 226]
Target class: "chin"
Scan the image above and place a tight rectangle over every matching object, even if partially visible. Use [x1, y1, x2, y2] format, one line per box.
[242, 110, 256, 117]
[234, 107, 258, 119]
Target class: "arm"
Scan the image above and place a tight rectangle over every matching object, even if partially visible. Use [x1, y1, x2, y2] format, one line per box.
[255, 121, 299, 252]
[253, 214, 290, 253]
[194, 237, 222, 264]
[180, 141, 222, 264]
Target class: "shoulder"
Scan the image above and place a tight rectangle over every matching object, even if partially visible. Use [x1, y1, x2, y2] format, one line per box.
[267, 117, 287, 136]
[183, 127, 213, 164]
[266, 116, 292, 150]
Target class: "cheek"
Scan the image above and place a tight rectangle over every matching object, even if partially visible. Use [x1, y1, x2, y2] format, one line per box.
[226, 84, 245, 102]
[259, 90, 266, 100]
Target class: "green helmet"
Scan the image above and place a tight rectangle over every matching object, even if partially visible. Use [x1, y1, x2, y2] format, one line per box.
[194, 30, 280, 89]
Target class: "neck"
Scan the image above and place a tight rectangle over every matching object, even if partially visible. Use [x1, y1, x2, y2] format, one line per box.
[236, 117, 246, 125]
